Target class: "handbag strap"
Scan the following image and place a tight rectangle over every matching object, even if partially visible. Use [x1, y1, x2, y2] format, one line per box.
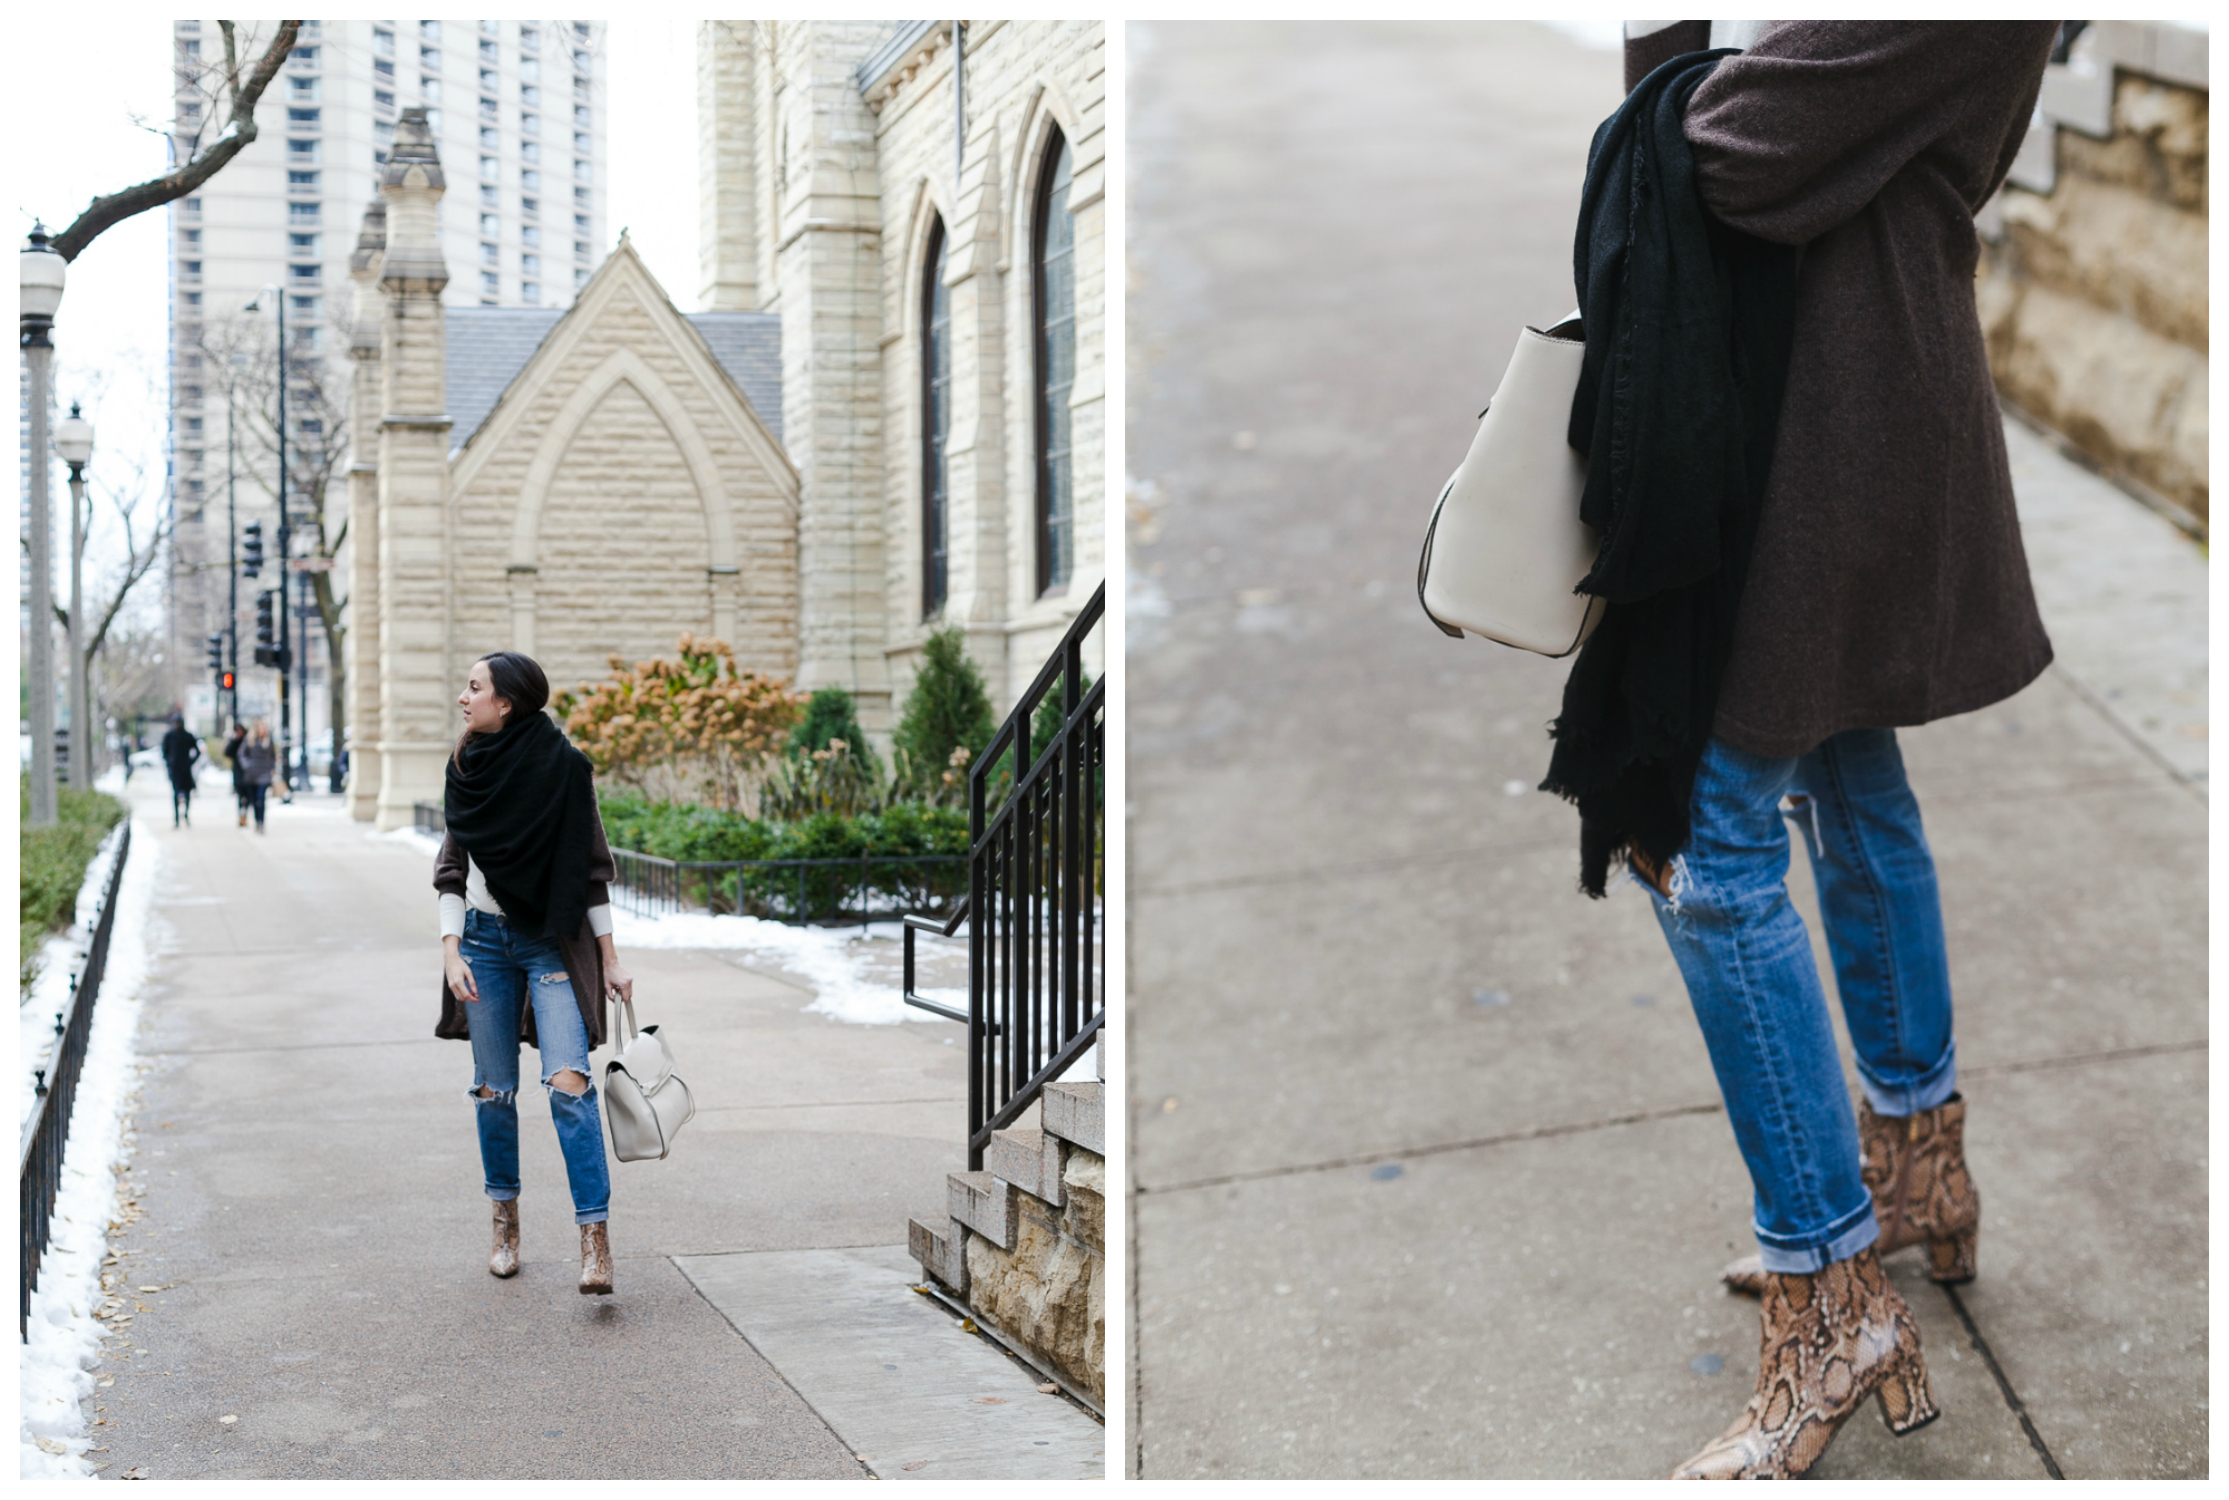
[1416, 466, 1467, 639]
[610, 994, 640, 1050]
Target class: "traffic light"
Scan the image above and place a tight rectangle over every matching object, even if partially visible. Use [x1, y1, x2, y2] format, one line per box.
[220, 671, 236, 693]
[206, 633, 224, 672]
[253, 590, 279, 667]
[242, 521, 264, 578]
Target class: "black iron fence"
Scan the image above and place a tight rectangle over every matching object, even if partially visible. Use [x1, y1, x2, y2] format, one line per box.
[20, 822, 132, 1340]
[413, 801, 445, 836]
[905, 583, 1106, 1170]
[609, 848, 967, 927]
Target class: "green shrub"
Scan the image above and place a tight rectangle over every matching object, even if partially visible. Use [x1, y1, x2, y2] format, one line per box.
[788, 687, 883, 776]
[892, 628, 996, 804]
[19, 780, 127, 992]
[597, 792, 969, 921]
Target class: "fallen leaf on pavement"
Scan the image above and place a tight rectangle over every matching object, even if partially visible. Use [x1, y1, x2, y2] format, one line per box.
[1037, 1383, 1060, 1395]
[219, 1415, 238, 1426]
[973, 1397, 1007, 1405]
[902, 1461, 928, 1471]
[137, 1286, 162, 1293]
[36, 1437, 69, 1455]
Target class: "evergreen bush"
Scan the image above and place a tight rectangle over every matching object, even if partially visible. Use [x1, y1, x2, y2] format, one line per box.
[891, 627, 996, 804]
[20, 779, 127, 992]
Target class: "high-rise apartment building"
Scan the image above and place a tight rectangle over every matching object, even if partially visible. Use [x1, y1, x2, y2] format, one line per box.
[165, 17, 607, 738]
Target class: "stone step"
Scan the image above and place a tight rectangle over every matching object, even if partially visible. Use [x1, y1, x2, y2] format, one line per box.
[948, 1170, 1018, 1252]
[1042, 1081, 1103, 1156]
[906, 1215, 969, 1295]
[986, 1127, 1065, 1207]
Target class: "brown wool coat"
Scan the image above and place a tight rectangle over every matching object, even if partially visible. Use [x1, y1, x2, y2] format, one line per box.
[1626, 21, 2058, 757]
[433, 804, 617, 1051]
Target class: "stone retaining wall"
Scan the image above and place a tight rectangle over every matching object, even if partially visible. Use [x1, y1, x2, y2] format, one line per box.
[1976, 21, 2208, 533]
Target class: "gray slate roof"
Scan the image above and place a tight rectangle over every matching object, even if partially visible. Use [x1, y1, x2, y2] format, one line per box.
[444, 306, 783, 457]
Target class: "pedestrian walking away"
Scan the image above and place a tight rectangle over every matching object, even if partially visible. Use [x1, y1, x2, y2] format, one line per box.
[236, 720, 279, 833]
[160, 712, 202, 828]
[223, 719, 251, 826]
[1536, 20, 2060, 1480]
[433, 651, 634, 1295]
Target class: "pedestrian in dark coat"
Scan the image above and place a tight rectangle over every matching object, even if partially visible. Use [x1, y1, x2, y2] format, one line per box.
[236, 721, 279, 833]
[223, 721, 250, 826]
[160, 715, 202, 828]
[1598, 21, 2058, 1480]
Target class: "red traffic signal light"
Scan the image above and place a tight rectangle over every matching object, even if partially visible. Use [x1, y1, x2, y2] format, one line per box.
[220, 671, 237, 691]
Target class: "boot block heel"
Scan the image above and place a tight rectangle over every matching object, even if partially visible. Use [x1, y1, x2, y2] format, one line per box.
[1877, 1349, 1941, 1437]
[1927, 1222, 1978, 1284]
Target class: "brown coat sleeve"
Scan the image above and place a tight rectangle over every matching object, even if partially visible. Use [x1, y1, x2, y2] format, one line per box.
[433, 830, 468, 899]
[584, 778, 614, 909]
[1682, 21, 2059, 244]
[1625, 20, 1710, 93]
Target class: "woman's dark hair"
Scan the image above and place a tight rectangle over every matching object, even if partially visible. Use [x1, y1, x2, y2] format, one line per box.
[452, 650, 552, 766]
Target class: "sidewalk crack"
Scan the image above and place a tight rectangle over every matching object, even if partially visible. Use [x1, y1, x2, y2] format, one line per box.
[1939, 1282, 2065, 1479]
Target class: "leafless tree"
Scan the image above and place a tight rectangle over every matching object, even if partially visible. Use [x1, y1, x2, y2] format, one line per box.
[47, 22, 300, 263]
[193, 309, 352, 767]
[42, 438, 173, 759]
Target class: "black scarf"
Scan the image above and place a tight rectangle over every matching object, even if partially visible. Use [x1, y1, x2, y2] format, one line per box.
[442, 711, 597, 942]
[1540, 50, 1803, 897]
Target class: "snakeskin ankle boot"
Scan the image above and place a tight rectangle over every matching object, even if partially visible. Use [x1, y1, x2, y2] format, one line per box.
[1674, 1246, 1938, 1479]
[579, 1221, 613, 1295]
[1722, 1093, 1979, 1294]
[490, 1199, 520, 1279]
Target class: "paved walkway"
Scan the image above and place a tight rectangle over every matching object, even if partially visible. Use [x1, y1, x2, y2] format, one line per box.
[1126, 20, 2205, 1480]
[82, 782, 1097, 1478]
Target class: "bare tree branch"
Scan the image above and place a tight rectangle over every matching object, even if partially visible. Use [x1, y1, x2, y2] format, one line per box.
[49, 21, 301, 263]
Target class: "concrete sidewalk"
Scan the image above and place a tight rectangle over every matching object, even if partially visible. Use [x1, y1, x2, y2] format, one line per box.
[1125, 20, 2205, 1481]
[76, 782, 1093, 1478]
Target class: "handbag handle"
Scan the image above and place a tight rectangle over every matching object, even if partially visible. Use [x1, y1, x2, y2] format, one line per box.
[609, 993, 640, 1049]
[1417, 467, 1467, 639]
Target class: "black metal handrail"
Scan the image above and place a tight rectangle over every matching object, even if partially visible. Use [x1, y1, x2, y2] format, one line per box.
[610, 847, 968, 928]
[21, 822, 132, 1341]
[413, 800, 446, 835]
[904, 582, 1106, 1169]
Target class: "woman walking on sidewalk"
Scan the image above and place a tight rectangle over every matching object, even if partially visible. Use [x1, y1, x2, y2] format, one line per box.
[434, 651, 632, 1295]
[235, 721, 278, 833]
[1554, 21, 2062, 1479]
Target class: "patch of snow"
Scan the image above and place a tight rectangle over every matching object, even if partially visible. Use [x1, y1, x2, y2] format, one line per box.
[612, 910, 963, 1025]
[380, 825, 444, 857]
[18, 820, 166, 1480]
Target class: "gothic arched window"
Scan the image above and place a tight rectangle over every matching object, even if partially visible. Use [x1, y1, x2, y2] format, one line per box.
[921, 216, 951, 619]
[1032, 129, 1076, 598]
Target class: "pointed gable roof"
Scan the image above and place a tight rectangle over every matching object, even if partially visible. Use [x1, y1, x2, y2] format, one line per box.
[444, 243, 784, 459]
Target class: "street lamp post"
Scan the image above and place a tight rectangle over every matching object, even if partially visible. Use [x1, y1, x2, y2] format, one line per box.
[56, 403, 96, 790]
[21, 226, 66, 827]
[247, 286, 295, 793]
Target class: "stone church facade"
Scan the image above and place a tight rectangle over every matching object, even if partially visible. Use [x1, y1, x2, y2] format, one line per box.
[342, 22, 1104, 828]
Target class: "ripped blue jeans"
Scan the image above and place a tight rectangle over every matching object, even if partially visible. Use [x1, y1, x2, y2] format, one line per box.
[460, 909, 610, 1225]
[1640, 729, 1956, 1273]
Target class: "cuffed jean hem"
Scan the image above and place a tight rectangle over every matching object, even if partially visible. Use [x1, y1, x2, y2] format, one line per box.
[575, 1210, 609, 1227]
[1756, 1201, 1879, 1274]
[1856, 1037, 1959, 1118]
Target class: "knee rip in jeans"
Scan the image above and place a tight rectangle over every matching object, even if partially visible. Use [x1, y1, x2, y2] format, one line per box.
[471, 1084, 517, 1107]
[1631, 850, 1692, 915]
[1780, 792, 1824, 859]
[545, 1068, 591, 1097]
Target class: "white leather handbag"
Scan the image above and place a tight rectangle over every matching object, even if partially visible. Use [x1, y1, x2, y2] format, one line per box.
[603, 996, 696, 1162]
[1417, 311, 1608, 656]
